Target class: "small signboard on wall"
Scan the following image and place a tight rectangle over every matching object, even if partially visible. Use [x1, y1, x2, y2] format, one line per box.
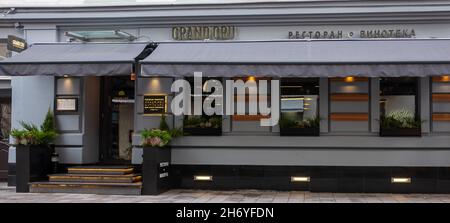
[143, 94, 167, 115]
[56, 97, 78, 112]
[7, 35, 27, 53]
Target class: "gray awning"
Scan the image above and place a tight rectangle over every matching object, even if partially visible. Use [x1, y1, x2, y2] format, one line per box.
[0, 42, 149, 76]
[141, 39, 450, 77]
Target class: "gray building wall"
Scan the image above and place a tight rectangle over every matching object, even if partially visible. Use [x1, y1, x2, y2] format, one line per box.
[1, 1, 450, 167]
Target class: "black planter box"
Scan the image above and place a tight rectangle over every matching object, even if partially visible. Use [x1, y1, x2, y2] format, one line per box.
[379, 127, 422, 137]
[16, 145, 54, 192]
[142, 146, 171, 195]
[183, 127, 222, 136]
[280, 127, 320, 136]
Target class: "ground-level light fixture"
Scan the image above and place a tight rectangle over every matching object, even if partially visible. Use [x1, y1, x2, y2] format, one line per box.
[391, 177, 411, 184]
[194, 175, 213, 181]
[290, 176, 310, 182]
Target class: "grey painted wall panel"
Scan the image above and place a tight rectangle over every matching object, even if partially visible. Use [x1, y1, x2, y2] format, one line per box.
[232, 121, 270, 132]
[56, 78, 80, 95]
[319, 78, 329, 132]
[330, 121, 369, 132]
[137, 77, 173, 94]
[55, 147, 83, 164]
[55, 133, 83, 146]
[55, 115, 80, 131]
[432, 102, 450, 113]
[171, 148, 450, 167]
[420, 77, 431, 133]
[171, 135, 450, 148]
[330, 101, 368, 113]
[370, 77, 380, 132]
[432, 121, 450, 132]
[132, 147, 143, 164]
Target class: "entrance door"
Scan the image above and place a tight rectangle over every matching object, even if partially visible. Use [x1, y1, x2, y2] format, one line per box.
[99, 77, 135, 164]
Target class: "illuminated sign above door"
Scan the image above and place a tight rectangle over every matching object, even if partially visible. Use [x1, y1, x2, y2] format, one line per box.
[7, 35, 27, 52]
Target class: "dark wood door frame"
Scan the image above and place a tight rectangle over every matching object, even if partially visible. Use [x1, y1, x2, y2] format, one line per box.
[99, 77, 113, 163]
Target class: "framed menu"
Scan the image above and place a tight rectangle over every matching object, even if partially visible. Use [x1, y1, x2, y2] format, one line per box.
[56, 97, 78, 112]
[143, 94, 167, 115]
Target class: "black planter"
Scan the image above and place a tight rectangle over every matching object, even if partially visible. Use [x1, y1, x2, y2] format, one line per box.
[16, 145, 54, 192]
[183, 127, 222, 136]
[379, 127, 422, 137]
[142, 146, 171, 195]
[280, 127, 320, 136]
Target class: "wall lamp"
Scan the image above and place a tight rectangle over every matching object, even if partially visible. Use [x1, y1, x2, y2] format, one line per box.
[344, 76, 355, 83]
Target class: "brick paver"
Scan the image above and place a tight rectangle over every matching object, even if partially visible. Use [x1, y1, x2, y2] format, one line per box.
[2, 183, 450, 203]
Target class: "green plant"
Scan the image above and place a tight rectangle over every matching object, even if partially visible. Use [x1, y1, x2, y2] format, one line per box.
[279, 115, 320, 129]
[140, 129, 172, 147]
[183, 115, 222, 128]
[159, 115, 170, 131]
[380, 109, 422, 129]
[10, 108, 58, 146]
[140, 116, 183, 147]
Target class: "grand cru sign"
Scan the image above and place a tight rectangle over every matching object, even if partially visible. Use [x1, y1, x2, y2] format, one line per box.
[172, 26, 235, 40]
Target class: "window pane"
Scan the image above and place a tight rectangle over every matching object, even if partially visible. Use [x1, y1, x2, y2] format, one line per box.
[280, 78, 319, 128]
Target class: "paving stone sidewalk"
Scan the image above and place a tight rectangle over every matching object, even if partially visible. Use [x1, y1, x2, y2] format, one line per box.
[1, 183, 450, 203]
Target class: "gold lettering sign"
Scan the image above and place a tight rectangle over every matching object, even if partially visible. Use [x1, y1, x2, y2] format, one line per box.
[143, 94, 167, 115]
[172, 26, 235, 40]
[7, 35, 27, 52]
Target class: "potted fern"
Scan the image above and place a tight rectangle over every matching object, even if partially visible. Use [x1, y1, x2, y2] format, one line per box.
[11, 108, 57, 192]
[379, 109, 422, 137]
[141, 115, 181, 195]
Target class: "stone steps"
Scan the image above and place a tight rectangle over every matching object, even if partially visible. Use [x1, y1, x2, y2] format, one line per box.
[48, 173, 142, 183]
[29, 165, 142, 195]
[29, 181, 142, 195]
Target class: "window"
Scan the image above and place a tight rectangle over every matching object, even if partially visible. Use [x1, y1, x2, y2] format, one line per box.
[230, 77, 271, 133]
[280, 78, 319, 136]
[379, 77, 421, 136]
[183, 77, 222, 136]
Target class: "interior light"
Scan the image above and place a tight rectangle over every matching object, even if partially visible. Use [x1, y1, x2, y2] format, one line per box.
[194, 175, 213, 181]
[344, 76, 355, 82]
[391, 177, 411, 184]
[442, 75, 450, 82]
[291, 176, 310, 182]
[130, 72, 136, 81]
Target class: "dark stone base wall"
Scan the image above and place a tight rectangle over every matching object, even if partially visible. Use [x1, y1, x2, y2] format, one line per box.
[7, 163, 16, 186]
[170, 165, 450, 194]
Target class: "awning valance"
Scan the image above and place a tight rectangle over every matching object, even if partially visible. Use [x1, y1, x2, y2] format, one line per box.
[0, 42, 151, 76]
[141, 39, 450, 77]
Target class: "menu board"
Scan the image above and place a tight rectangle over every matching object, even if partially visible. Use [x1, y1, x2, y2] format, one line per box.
[143, 94, 167, 114]
[56, 98, 78, 112]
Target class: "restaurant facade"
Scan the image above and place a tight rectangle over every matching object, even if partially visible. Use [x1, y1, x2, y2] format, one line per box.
[1, 0, 450, 193]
